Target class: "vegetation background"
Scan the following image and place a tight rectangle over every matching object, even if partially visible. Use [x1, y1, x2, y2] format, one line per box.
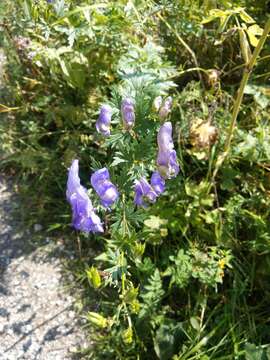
[1, 0, 270, 359]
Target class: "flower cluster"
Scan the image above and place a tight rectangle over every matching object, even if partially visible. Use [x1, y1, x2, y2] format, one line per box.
[153, 96, 173, 119]
[133, 121, 178, 208]
[133, 96, 178, 207]
[67, 95, 179, 232]
[134, 172, 165, 207]
[66, 160, 118, 233]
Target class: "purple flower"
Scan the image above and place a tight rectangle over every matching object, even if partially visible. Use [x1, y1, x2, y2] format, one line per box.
[150, 171, 165, 195]
[134, 177, 158, 207]
[91, 168, 119, 208]
[157, 122, 179, 179]
[66, 160, 103, 233]
[96, 104, 112, 136]
[121, 98, 135, 130]
[159, 96, 173, 119]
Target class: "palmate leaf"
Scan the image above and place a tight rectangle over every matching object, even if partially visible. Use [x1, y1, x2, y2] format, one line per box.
[104, 132, 128, 149]
[140, 269, 164, 312]
[117, 42, 177, 81]
[111, 155, 127, 167]
[110, 204, 147, 236]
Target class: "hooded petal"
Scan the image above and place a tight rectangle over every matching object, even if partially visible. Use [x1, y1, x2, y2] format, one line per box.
[91, 168, 119, 208]
[157, 122, 174, 152]
[121, 98, 135, 130]
[156, 122, 179, 179]
[66, 160, 103, 233]
[66, 159, 80, 201]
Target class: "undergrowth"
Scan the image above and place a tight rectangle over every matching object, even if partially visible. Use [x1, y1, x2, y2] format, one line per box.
[1, 1, 270, 359]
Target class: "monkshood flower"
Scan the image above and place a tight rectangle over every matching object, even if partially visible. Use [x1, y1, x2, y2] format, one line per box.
[159, 96, 173, 119]
[96, 104, 112, 137]
[150, 171, 165, 195]
[66, 160, 103, 233]
[91, 168, 119, 208]
[121, 98, 135, 130]
[157, 122, 179, 179]
[134, 177, 158, 207]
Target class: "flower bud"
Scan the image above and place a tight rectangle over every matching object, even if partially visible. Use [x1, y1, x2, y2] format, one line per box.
[96, 104, 112, 136]
[87, 312, 107, 328]
[86, 266, 102, 289]
[91, 168, 119, 208]
[159, 96, 173, 119]
[121, 98, 135, 130]
[122, 327, 133, 345]
[66, 160, 104, 233]
[153, 96, 163, 112]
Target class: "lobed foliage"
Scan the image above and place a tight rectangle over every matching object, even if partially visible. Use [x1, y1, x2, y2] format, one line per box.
[1, 0, 270, 359]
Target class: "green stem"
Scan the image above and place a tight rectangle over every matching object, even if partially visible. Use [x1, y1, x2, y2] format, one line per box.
[212, 17, 270, 181]
[157, 13, 204, 86]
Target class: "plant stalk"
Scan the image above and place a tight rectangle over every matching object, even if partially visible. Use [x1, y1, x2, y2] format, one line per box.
[212, 17, 270, 181]
[157, 13, 204, 86]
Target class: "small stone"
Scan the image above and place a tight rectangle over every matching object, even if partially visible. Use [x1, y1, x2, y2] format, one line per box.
[6, 327, 13, 336]
[68, 311, 75, 319]
[23, 324, 32, 333]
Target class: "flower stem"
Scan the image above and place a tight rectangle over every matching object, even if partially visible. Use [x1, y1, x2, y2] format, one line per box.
[157, 13, 204, 86]
[212, 17, 270, 181]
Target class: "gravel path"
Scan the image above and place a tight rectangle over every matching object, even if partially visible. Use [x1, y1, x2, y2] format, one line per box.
[0, 175, 88, 360]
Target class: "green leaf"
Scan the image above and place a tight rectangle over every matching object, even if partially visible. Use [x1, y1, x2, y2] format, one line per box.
[239, 9, 255, 24]
[190, 317, 200, 331]
[86, 266, 102, 289]
[22, 0, 31, 19]
[52, 3, 109, 26]
[246, 24, 264, 47]
[111, 156, 127, 167]
[201, 9, 229, 24]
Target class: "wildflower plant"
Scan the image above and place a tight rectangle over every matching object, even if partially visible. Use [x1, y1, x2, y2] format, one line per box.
[65, 44, 233, 358]
[66, 43, 178, 235]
